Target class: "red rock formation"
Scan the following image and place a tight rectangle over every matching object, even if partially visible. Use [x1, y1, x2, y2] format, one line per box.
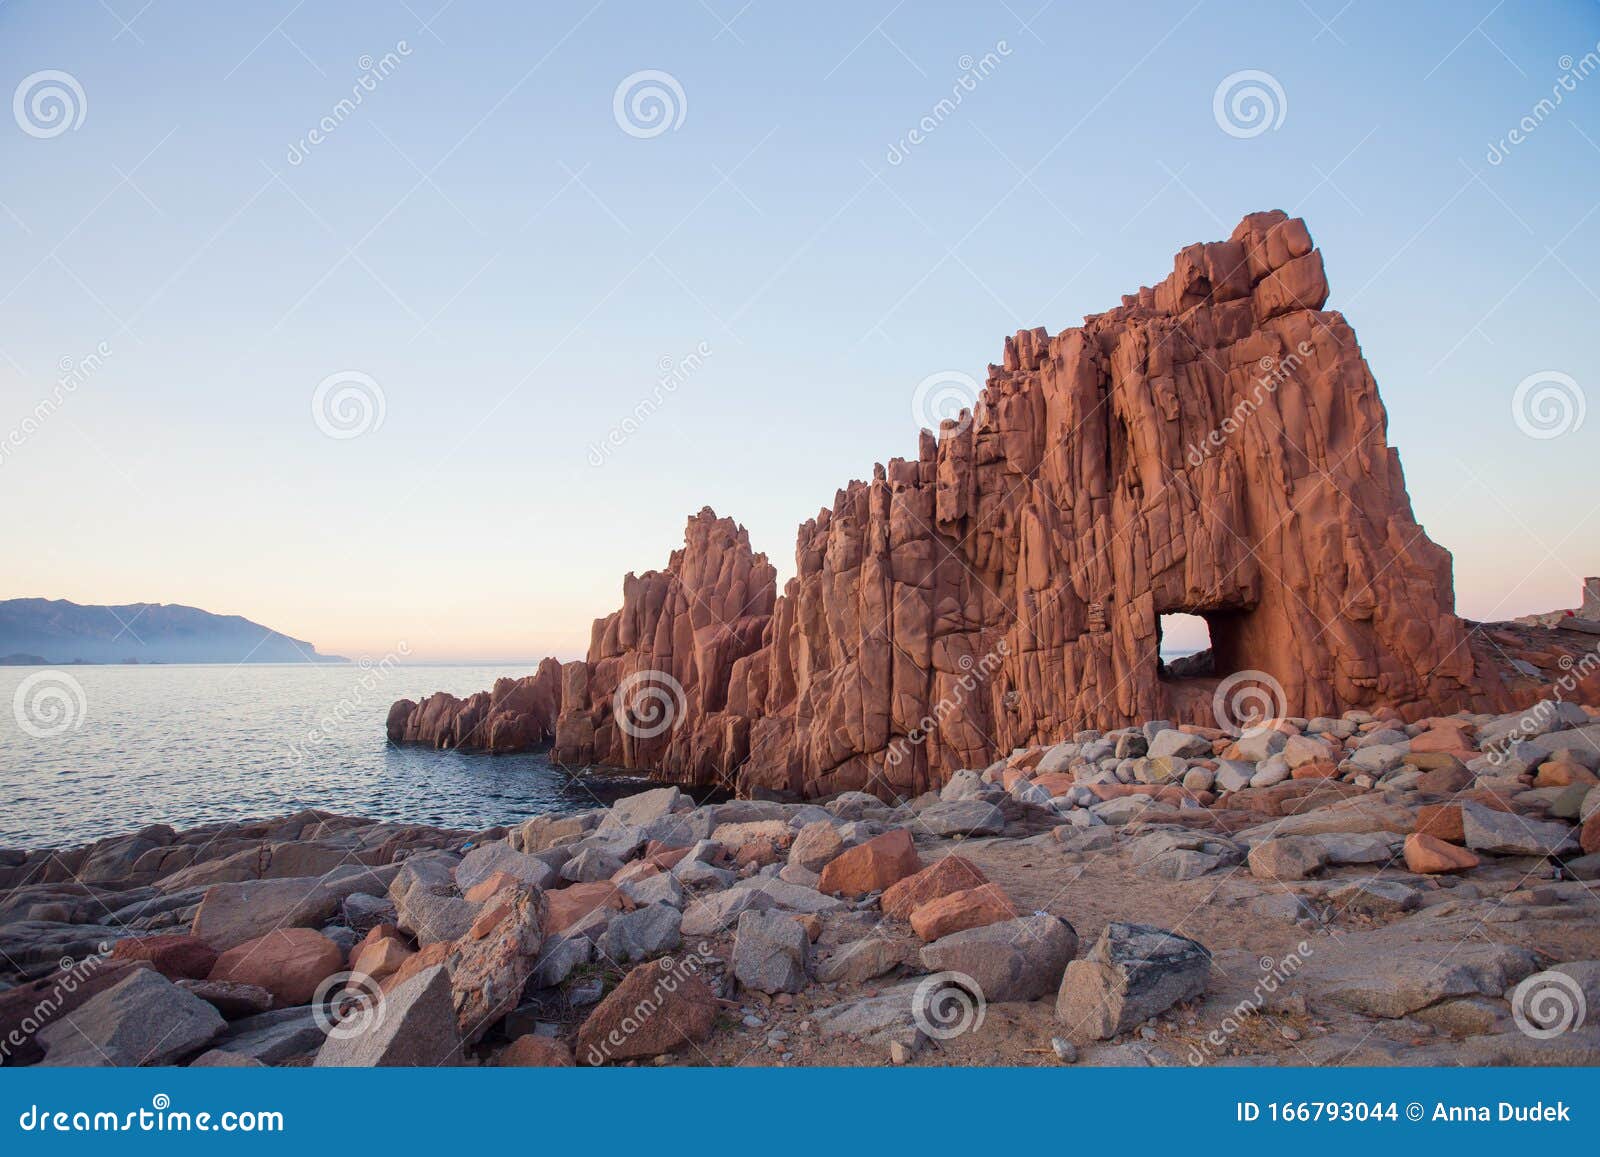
[389, 212, 1544, 799]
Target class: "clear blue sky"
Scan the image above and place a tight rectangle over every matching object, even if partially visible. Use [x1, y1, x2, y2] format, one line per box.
[2, 1, 1597, 660]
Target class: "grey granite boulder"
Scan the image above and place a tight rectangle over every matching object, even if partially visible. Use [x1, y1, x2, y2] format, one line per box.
[1054, 922, 1210, 1040]
[39, 967, 225, 1066]
[920, 913, 1078, 1003]
[733, 909, 811, 994]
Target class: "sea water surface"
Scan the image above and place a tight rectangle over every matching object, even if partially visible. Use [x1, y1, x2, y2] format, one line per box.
[1, 663, 673, 849]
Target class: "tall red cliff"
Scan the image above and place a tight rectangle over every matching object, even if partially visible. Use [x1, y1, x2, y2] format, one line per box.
[389, 211, 1532, 799]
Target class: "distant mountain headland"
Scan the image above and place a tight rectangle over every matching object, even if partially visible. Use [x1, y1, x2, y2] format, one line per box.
[0, 599, 346, 665]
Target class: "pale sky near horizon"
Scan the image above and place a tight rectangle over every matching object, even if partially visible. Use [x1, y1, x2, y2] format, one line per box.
[2, 1, 1598, 662]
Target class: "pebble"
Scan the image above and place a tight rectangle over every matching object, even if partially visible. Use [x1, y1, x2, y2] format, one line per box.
[1279, 1025, 1302, 1042]
[1050, 1036, 1078, 1063]
[741, 1014, 764, 1029]
[889, 1040, 912, 1065]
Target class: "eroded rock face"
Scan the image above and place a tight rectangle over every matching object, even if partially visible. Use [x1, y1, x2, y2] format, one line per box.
[390, 212, 1519, 799]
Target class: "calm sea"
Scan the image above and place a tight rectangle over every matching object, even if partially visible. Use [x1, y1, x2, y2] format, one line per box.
[1, 663, 673, 850]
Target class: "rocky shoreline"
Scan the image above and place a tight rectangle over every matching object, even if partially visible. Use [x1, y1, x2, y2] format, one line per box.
[4, 696, 1599, 1067]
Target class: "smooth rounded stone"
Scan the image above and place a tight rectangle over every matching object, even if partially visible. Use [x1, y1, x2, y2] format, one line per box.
[455, 841, 559, 893]
[788, 821, 847, 872]
[1050, 1036, 1078, 1063]
[1136, 756, 1187, 785]
[940, 769, 987, 801]
[915, 800, 1006, 838]
[1247, 836, 1331, 881]
[1182, 767, 1216, 793]
[603, 786, 682, 830]
[1114, 732, 1149, 759]
[816, 936, 906, 984]
[732, 909, 811, 994]
[1354, 727, 1410, 749]
[1249, 755, 1291, 788]
[1348, 743, 1408, 775]
[209, 927, 344, 1006]
[1228, 729, 1288, 762]
[726, 877, 847, 915]
[621, 870, 686, 909]
[1282, 733, 1336, 768]
[1211, 760, 1255, 793]
[778, 863, 821, 888]
[341, 891, 397, 932]
[1035, 742, 1077, 774]
[1054, 922, 1210, 1041]
[316, 965, 463, 1067]
[1461, 803, 1578, 856]
[919, 914, 1078, 1003]
[597, 903, 682, 964]
[673, 858, 736, 890]
[1012, 780, 1054, 806]
[561, 846, 626, 884]
[1147, 729, 1212, 760]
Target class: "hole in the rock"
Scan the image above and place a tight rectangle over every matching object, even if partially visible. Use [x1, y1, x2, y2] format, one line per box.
[1158, 612, 1213, 679]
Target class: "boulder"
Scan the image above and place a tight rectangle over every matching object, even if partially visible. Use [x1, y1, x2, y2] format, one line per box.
[109, 934, 217, 981]
[1404, 833, 1480, 874]
[454, 841, 558, 893]
[909, 883, 1019, 942]
[38, 968, 225, 1066]
[449, 882, 544, 1043]
[816, 829, 921, 897]
[881, 854, 989, 921]
[1461, 804, 1578, 856]
[208, 928, 344, 1007]
[916, 801, 1006, 838]
[1247, 836, 1330, 881]
[597, 903, 683, 964]
[576, 956, 719, 1064]
[787, 821, 847, 872]
[314, 965, 462, 1066]
[816, 936, 907, 984]
[192, 865, 398, 951]
[1054, 922, 1210, 1040]
[919, 914, 1078, 1002]
[733, 909, 811, 994]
